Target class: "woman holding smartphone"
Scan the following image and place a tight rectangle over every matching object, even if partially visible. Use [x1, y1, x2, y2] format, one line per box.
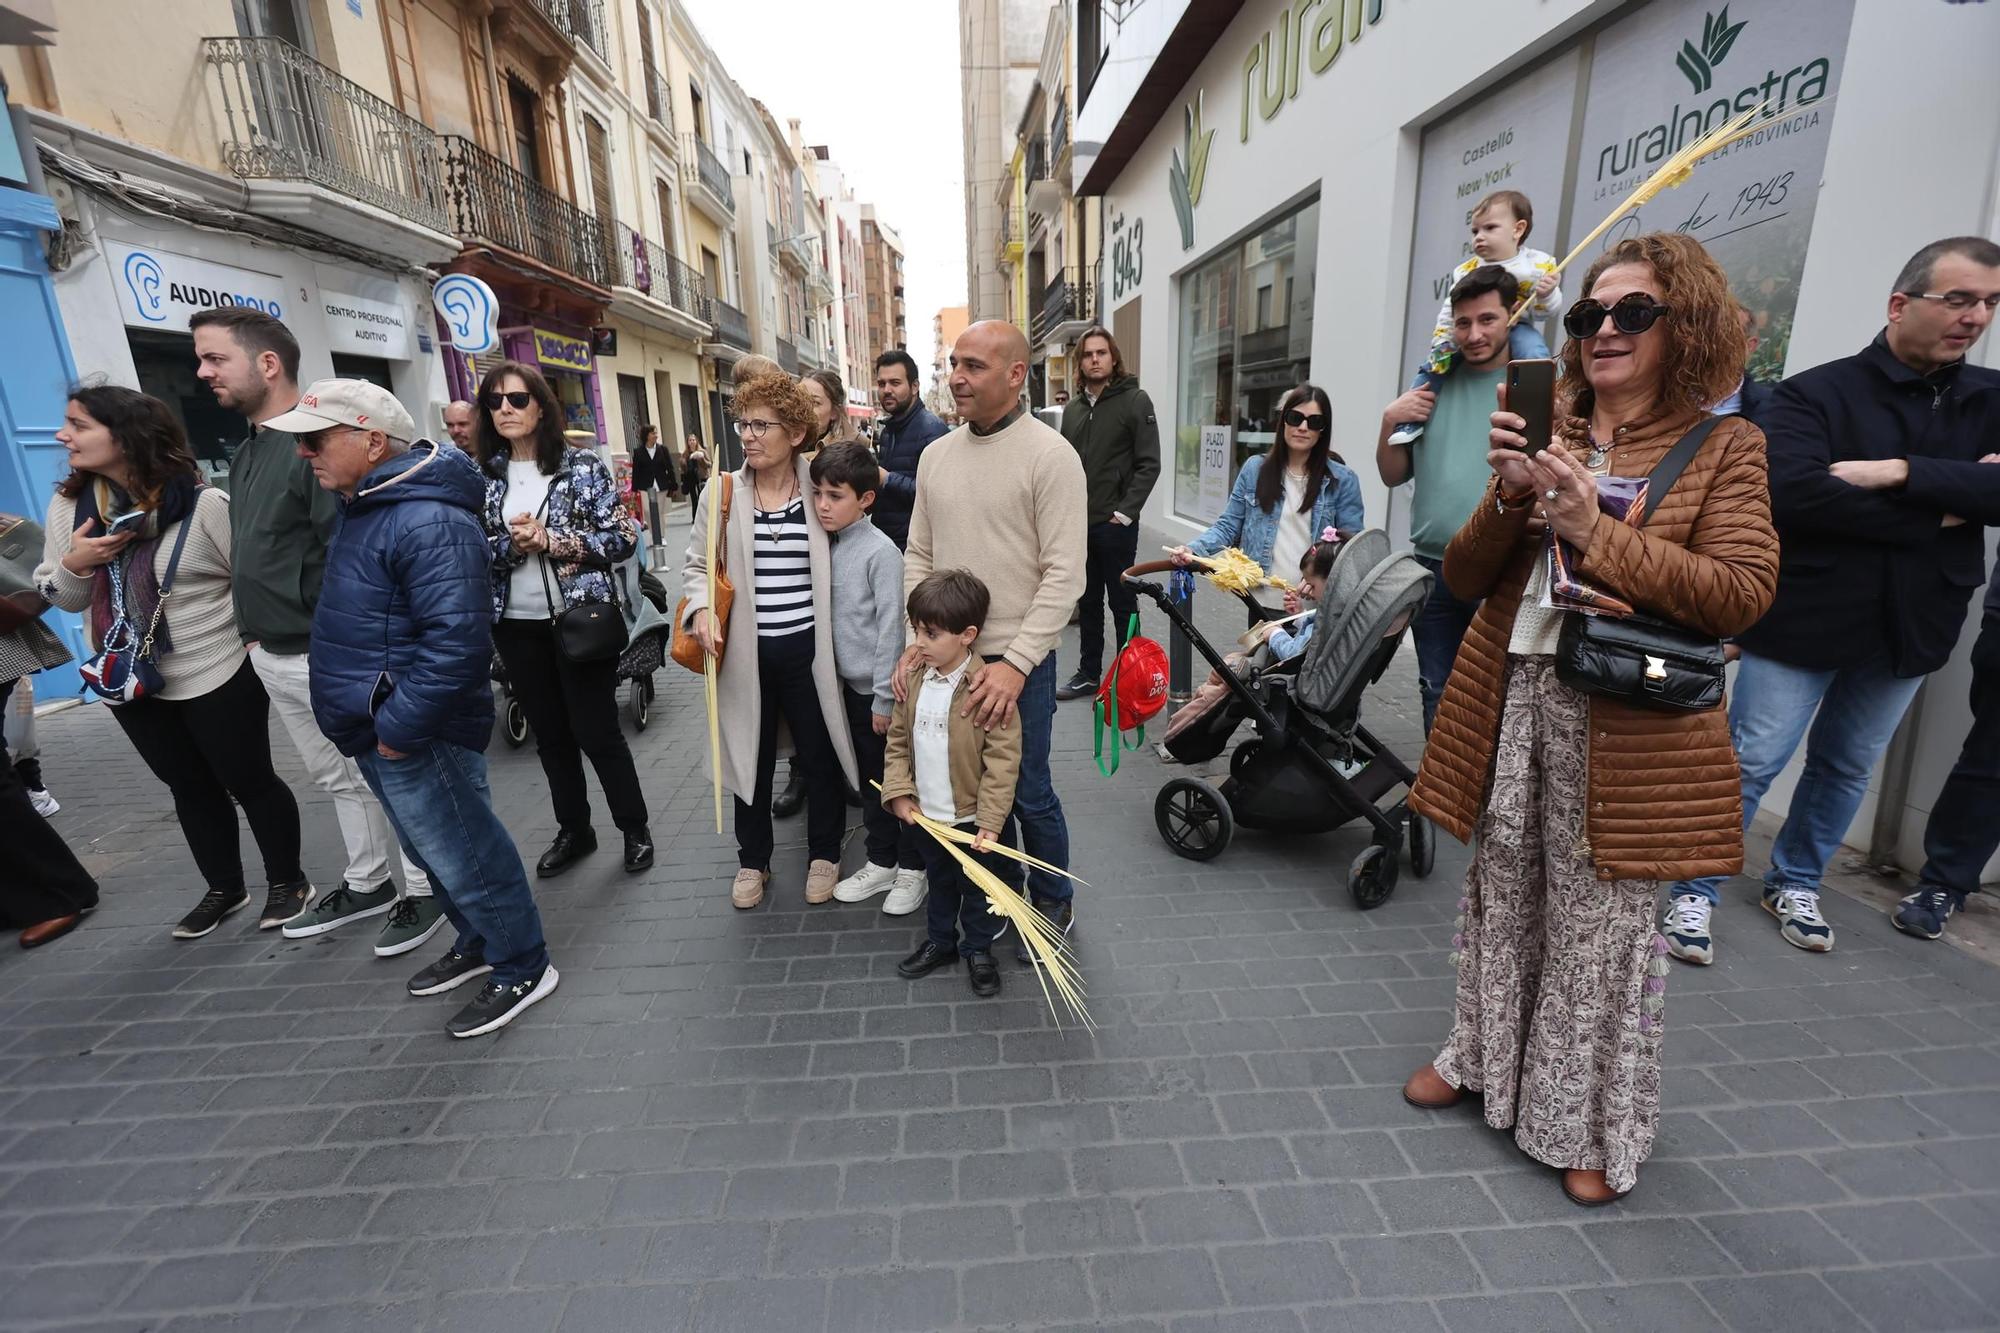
[35, 386, 309, 940]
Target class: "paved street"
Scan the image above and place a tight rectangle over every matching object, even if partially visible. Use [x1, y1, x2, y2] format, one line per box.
[4, 515, 1998, 1332]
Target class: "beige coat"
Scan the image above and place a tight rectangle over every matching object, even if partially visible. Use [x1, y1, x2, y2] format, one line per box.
[682, 457, 857, 800]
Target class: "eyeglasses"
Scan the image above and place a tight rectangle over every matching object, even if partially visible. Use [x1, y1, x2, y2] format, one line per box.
[1281, 409, 1326, 432]
[1563, 294, 1672, 339]
[481, 390, 534, 411]
[734, 417, 777, 439]
[1908, 291, 2000, 313]
[297, 426, 362, 457]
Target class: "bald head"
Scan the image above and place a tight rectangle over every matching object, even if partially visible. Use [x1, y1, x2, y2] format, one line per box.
[950, 320, 1030, 428]
[442, 399, 475, 449]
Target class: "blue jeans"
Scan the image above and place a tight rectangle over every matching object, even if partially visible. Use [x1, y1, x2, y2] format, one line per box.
[1408, 323, 1551, 393]
[1001, 653, 1072, 905]
[358, 741, 549, 986]
[1411, 555, 1480, 734]
[1671, 651, 1925, 905]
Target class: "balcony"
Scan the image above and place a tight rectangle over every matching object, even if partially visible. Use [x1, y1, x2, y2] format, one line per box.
[1050, 100, 1072, 176]
[775, 336, 800, 375]
[440, 135, 611, 289]
[682, 135, 733, 222]
[642, 65, 675, 145]
[1026, 133, 1061, 219]
[610, 221, 712, 340]
[1032, 270, 1094, 346]
[528, 0, 605, 59]
[709, 299, 751, 352]
[202, 36, 454, 258]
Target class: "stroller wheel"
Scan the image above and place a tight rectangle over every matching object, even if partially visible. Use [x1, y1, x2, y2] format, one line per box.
[630, 678, 650, 731]
[1407, 812, 1436, 878]
[1349, 844, 1399, 910]
[1155, 778, 1233, 862]
[1228, 739, 1263, 779]
[503, 697, 529, 748]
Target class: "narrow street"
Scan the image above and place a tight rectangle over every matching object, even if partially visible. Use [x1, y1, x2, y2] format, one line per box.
[3, 514, 1997, 1332]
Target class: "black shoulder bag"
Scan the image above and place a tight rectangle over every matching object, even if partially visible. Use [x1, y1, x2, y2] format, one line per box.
[533, 488, 628, 665]
[1554, 416, 1729, 713]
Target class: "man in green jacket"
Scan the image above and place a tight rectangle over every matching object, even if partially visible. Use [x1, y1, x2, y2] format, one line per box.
[1056, 326, 1161, 701]
[191, 307, 442, 954]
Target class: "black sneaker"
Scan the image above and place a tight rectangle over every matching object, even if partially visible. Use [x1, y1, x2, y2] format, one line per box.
[1893, 888, 1959, 941]
[447, 964, 561, 1038]
[1055, 671, 1100, 702]
[258, 880, 316, 930]
[407, 948, 492, 997]
[173, 886, 250, 940]
[1016, 899, 1073, 965]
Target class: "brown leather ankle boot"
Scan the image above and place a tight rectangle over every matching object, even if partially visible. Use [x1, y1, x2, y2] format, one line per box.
[1561, 1169, 1628, 1207]
[1401, 1064, 1464, 1109]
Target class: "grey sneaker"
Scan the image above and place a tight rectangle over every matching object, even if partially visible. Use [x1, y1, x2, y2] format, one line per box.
[281, 880, 395, 939]
[374, 896, 447, 958]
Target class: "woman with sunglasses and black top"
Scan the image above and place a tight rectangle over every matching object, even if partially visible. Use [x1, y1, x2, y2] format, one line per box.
[473, 362, 653, 877]
[1171, 384, 1365, 616]
[35, 386, 310, 939]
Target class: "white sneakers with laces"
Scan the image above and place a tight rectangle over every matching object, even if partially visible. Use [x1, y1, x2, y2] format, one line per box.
[834, 862, 898, 903]
[1661, 894, 1714, 966]
[882, 869, 928, 916]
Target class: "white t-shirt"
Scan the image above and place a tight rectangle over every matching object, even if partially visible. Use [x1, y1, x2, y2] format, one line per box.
[914, 656, 971, 824]
[503, 459, 554, 620]
[1266, 469, 1312, 608]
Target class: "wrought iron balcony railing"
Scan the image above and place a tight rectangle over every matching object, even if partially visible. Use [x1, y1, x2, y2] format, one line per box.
[1051, 101, 1071, 165]
[529, 0, 605, 57]
[440, 135, 611, 288]
[685, 136, 734, 212]
[1026, 136, 1048, 184]
[643, 64, 674, 132]
[1032, 271, 1094, 344]
[711, 299, 751, 350]
[776, 337, 799, 374]
[203, 36, 447, 233]
[615, 222, 710, 322]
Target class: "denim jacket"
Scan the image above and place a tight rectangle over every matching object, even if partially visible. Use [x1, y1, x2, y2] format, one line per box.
[1188, 453, 1366, 568]
[483, 446, 637, 621]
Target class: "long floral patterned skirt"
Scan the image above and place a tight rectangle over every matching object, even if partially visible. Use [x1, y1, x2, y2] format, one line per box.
[1432, 656, 1668, 1194]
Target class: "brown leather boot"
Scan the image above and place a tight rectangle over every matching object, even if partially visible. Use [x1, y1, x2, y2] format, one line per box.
[1561, 1169, 1628, 1207]
[1401, 1064, 1464, 1109]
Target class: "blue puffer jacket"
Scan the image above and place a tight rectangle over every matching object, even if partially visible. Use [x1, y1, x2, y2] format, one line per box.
[871, 401, 950, 548]
[310, 441, 495, 757]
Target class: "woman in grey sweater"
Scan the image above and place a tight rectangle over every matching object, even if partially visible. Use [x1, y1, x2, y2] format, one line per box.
[36, 386, 308, 941]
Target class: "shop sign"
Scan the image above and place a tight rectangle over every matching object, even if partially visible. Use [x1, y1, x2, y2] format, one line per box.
[321, 281, 410, 359]
[1110, 209, 1145, 302]
[533, 326, 593, 372]
[432, 274, 498, 354]
[1198, 425, 1231, 520]
[1167, 96, 1213, 252]
[1240, 0, 1391, 144]
[109, 241, 285, 329]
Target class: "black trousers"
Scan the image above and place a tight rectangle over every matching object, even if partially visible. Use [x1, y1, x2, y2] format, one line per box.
[736, 631, 845, 868]
[0, 679, 96, 925]
[843, 686, 921, 871]
[1076, 519, 1142, 679]
[922, 819, 1022, 955]
[494, 618, 649, 836]
[1915, 615, 1999, 901]
[113, 658, 302, 893]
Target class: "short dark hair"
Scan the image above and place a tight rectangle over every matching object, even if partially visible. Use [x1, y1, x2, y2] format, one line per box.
[874, 349, 920, 387]
[1473, 190, 1534, 239]
[808, 441, 882, 497]
[188, 306, 301, 381]
[1450, 264, 1518, 315]
[906, 569, 989, 635]
[1894, 236, 2000, 295]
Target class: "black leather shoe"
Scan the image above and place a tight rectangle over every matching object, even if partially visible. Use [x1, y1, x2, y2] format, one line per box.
[897, 941, 960, 980]
[623, 828, 655, 874]
[966, 951, 1001, 997]
[536, 829, 598, 878]
[771, 766, 804, 819]
[1016, 899, 1073, 965]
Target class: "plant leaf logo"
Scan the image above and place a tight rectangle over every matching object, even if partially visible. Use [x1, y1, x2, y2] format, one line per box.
[123, 251, 166, 323]
[1168, 92, 1214, 252]
[1677, 5, 1747, 95]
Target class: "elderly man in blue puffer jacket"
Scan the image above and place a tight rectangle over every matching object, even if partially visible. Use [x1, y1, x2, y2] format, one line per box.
[277, 378, 558, 1040]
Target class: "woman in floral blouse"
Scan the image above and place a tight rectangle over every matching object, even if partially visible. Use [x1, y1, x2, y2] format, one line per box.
[474, 361, 652, 878]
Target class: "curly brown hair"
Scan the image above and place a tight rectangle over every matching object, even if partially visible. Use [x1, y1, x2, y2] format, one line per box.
[1557, 233, 1747, 417]
[733, 371, 817, 446]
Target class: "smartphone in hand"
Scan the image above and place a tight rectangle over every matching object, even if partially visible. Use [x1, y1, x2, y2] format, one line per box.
[104, 510, 148, 536]
[1505, 358, 1558, 456]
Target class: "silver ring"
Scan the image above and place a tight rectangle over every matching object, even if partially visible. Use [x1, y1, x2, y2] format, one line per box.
[1544, 488, 1560, 501]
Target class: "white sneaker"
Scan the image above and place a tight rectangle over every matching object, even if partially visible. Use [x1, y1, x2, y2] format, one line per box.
[1661, 894, 1714, 965]
[1386, 421, 1424, 446]
[882, 869, 928, 916]
[834, 862, 898, 903]
[1763, 886, 1835, 952]
[27, 787, 59, 817]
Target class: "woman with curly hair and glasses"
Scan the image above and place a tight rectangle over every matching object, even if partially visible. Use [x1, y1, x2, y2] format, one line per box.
[1400, 233, 1780, 1207]
[475, 360, 652, 878]
[682, 371, 856, 911]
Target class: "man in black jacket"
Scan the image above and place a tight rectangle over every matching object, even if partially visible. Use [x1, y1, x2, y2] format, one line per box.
[1056, 326, 1161, 700]
[1663, 236, 2000, 967]
[870, 349, 948, 550]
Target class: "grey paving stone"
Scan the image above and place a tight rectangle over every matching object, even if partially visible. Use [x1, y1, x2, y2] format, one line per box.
[557, 1284, 697, 1333]
[1691, 1274, 1867, 1333]
[1137, 1188, 1265, 1245]
[1338, 1232, 1482, 1298]
[898, 1204, 1021, 1262]
[1214, 1239, 1353, 1305]
[1434, 1292, 1586, 1332]
[1580, 1217, 1738, 1280]
[1565, 1281, 1729, 1332]
[1823, 1264, 1998, 1333]
[1460, 1223, 1612, 1289]
[1089, 1248, 1227, 1315]
[1369, 1174, 1502, 1232]
[117, 1251, 275, 1312]
[1815, 1200, 1984, 1264]
[771, 1212, 894, 1273]
[823, 1268, 958, 1332]
[1022, 1195, 1145, 1253]
[641, 1220, 771, 1281]
[962, 1256, 1096, 1325]
[687, 1276, 825, 1333]
[386, 1234, 528, 1294]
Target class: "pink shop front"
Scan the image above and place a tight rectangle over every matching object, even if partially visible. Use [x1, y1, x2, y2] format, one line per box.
[441, 313, 607, 446]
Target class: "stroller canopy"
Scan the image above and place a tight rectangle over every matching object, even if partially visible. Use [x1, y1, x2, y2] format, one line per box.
[1294, 529, 1435, 719]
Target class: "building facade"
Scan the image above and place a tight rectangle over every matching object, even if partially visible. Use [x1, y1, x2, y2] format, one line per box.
[958, 0, 1044, 321]
[861, 206, 907, 353]
[1076, 0, 2000, 879]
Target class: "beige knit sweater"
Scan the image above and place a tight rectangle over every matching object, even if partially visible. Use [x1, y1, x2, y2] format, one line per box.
[905, 411, 1087, 675]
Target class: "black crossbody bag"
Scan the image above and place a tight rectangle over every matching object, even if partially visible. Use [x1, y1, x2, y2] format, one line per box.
[531, 491, 628, 665]
[1554, 416, 1729, 713]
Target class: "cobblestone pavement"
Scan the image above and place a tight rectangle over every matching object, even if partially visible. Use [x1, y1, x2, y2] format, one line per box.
[4, 515, 1998, 1332]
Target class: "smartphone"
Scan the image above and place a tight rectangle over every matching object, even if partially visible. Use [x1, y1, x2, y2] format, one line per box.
[1506, 358, 1558, 457]
[104, 510, 148, 536]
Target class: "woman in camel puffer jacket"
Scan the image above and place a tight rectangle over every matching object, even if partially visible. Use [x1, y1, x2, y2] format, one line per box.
[1402, 234, 1779, 1208]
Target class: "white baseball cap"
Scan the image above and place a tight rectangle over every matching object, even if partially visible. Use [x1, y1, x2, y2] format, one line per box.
[264, 379, 418, 442]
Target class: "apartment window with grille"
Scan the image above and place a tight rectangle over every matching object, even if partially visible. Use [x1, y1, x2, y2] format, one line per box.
[583, 113, 614, 225]
[655, 179, 677, 256]
[1077, 2, 1105, 106]
[637, 5, 661, 121]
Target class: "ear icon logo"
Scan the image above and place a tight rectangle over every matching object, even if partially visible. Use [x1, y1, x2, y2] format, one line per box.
[432, 274, 499, 355]
[124, 251, 166, 323]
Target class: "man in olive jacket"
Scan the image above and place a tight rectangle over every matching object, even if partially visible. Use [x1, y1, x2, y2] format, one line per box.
[1056, 326, 1161, 700]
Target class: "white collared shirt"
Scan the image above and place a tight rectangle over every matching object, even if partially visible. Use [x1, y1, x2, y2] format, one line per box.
[914, 655, 971, 823]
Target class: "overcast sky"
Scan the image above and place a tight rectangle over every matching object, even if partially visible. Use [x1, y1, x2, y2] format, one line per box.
[682, 0, 966, 391]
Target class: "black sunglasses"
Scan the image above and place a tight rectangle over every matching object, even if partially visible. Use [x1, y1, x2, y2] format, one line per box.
[297, 425, 362, 457]
[481, 390, 535, 411]
[1563, 295, 1671, 339]
[1281, 408, 1326, 432]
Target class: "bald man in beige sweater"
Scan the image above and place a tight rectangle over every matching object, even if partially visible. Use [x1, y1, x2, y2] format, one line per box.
[900, 320, 1087, 947]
